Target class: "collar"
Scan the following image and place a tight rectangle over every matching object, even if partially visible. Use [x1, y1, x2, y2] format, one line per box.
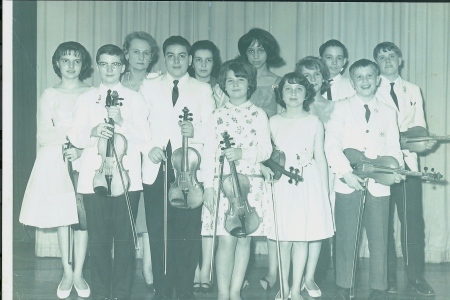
[98, 82, 124, 103]
[331, 73, 343, 84]
[165, 72, 189, 87]
[224, 100, 254, 110]
[355, 94, 377, 109]
[380, 74, 402, 86]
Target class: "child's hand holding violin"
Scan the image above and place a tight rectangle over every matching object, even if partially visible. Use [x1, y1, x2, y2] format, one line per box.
[222, 148, 242, 162]
[260, 164, 275, 183]
[179, 120, 194, 138]
[107, 106, 123, 126]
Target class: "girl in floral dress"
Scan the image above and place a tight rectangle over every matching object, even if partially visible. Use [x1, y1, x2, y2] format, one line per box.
[202, 59, 272, 300]
[260, 72, 334, 300]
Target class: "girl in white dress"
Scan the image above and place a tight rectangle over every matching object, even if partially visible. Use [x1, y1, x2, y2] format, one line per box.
[202, 60, 272, 300]
[19, 42, 93, 299]
[260, 72, 334, 300]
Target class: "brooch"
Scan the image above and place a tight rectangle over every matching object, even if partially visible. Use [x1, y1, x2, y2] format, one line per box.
[403, 86, 407, 92]
[379, 131, 386, 137]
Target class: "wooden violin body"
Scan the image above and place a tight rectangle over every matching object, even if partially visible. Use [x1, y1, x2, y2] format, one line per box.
[221, 131, 260, 238]
[343, 148, 443, 185]
[93, 132, 130, 197]
[262, 149, 303, 184]
[400, 126, 450, 153]
[169, 107, 203, 209]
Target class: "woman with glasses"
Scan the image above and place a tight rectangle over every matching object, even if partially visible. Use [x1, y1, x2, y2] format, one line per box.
[19, 41, 93, 299]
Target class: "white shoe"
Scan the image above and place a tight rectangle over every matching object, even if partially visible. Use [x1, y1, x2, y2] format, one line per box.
[56, 280, 73, 299]
[301, 282, 322, 297]
[74, 280, 91, 298]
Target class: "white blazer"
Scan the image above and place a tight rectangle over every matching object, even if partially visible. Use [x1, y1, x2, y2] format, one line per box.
[139, 73, 216, 185]
[376, 75, 427, 171]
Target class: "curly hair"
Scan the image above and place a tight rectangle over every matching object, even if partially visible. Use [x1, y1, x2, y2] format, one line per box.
[52, 41, 93, 81]
[122, 31, 159, 72]
[275, 72, 316, 111]
[238, 28, 284, 68]
[218, 59, 257, 100]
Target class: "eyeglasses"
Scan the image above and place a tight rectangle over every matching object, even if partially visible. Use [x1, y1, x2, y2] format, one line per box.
[97, 62, 123, 69]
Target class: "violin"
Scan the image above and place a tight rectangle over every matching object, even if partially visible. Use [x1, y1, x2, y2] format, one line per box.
[221, 131, 261, 238]
[93, 90, 130, 197]
[342, 148, 443, 186]
[400, 126, 450, 153]
[169, 107, 203, 209]
[262, 149, 303, 184]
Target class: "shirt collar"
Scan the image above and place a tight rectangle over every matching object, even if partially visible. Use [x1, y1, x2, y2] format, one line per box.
[165, 72, 189, 87]
[331, 73, 343, 84]
[355, 94, 377, 109]
[224, 100, 254, 110]
[380, 74, 402, 86]
[98, 82, 124, 102]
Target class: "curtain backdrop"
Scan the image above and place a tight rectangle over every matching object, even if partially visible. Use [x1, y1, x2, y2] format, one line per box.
[35, 1, 450, 263]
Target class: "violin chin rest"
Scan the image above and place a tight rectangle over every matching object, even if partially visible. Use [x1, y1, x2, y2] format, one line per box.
[230, 227, 247, 238]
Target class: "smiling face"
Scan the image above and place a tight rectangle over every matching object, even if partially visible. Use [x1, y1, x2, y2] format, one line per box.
[225, 70, 249, 102]
[97, 54, 125, 87]
[57, 52, 83, 80]
[350, 65, 380, 101]
[126, 38, 152, 72]
[298, 66, 323, 93]
[282, 82, 306, 109]
[246, 40, 267, 69]
[192, 49, 214, 80]
[164, 44, 192, 80]
[321, 46, 347, 78]
[375, 49, 402, 79]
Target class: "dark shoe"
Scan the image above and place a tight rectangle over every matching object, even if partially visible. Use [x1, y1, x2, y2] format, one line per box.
[368, 289, 389, 300]
[154, 293, 169, 300]
[200, 283, 213, 294]
[259, 277, 274, 291]
[332, 287, 350, 300]
[406, 278, 435, 296]
[193, 282, 201, 294]
[178, 292, 196, 300]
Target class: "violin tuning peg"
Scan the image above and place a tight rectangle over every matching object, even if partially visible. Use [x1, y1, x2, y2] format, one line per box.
[188, 117, 193, 121]
[424, 167, 428, 172]
[189, 113, 193, 116]
[431, 168, 435, 172]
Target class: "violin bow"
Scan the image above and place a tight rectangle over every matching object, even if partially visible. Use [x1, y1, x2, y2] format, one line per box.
[62, 139, 74, 265]
[270, 175, 285, 300]
[210, 155, 225, 283]
[349, 178, 369, 299]
[163, 146, 168, 275]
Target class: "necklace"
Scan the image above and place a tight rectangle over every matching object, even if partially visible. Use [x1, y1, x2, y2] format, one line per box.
[126, 72, 147, 91]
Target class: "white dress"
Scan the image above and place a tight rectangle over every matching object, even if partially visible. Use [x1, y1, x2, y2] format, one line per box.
[19, 88, 86, 228]
[266, 114, 334, 241]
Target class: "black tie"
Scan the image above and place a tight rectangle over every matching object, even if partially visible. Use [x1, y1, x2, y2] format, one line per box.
[364, 104, 371, 122]
[390, 82, 399, 109]
[326, 79, 333, 101]
[172, 80, 179, 106]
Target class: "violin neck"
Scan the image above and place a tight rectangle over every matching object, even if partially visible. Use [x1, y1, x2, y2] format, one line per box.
[364, 164, 424, 178]
[404, 136, 450, 143]
[228, 161, 242, 198]
[263, 159, 291, 178]
[182, 137, 189, 171]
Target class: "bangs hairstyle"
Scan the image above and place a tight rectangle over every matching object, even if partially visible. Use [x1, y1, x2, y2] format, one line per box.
[295, 56, 330, 94]
[188, 40, 222, 79]
[96, 44, 127, 65]
[373, 41, 403, 60]
[319, 39, 349, 59]
[163, 36, 191, 55]
[349, 59, 380, 78]
[52, 41, 93, 81]
[123, 31, 159, 72]
[238, 28, 284, 68]
[275, 72, 316, 111]
[218, 59, 257, 99]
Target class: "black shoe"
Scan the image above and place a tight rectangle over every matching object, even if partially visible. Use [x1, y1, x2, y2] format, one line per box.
[406, 278, 435, 296]
[193, 282, 201, 294]
[154, 293, 169, 300]
[178, 292, 195, 300]
[200, 283, 213, 294]
[333, 287, 350, 300]
[386, 279, 398, 294]
[368, 289, 389, 300]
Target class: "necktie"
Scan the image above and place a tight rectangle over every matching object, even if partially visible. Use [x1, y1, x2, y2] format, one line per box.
[326, 79, 333, 101]
[364, 104, 371, 122]
[172, 80, 179, 106]
[390, 82, 399, 109]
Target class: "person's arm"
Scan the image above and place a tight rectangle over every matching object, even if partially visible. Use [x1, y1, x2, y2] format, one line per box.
[385, 108, 404, 169]
[68, 93, 98, 149]
[240, 110, 272, 164]
[314, 119, 329, 194]
[37, 90, 69, 146]
[191, 84, 216, 145]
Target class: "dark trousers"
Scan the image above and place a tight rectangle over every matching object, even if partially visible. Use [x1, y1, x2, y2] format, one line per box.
[144, 146, 202, 297]
[335, 191, 390, 291]
[84, 191, 140, 299]
[387, 173, 425, 282]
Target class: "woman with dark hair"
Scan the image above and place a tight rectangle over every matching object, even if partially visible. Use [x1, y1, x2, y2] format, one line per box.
[237, 28, 284, 118]
[260, 72, 333, 300]
[121, 31, 160, 292]
[19, 41, 93, 299]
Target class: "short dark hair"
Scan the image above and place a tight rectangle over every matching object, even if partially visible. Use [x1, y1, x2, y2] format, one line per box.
[238, 28, 284, 68]
[373, 41, 403, 60]
[218, 59, 257, 99]
[349, 59, 380, 78]
[96, 44, 126, 65]
[122, 31, 159, 72]
[188, 40, 222, 79]
[295, 56, 331, 94]
[275, 72, 316, 111]
[52, 41, 93, 81]
[319, 39, 349, 59]
[162, 36, 191, 55]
